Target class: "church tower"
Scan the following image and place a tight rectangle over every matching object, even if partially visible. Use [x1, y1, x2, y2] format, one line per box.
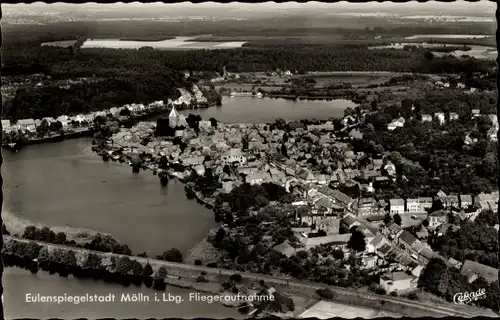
[169, 105, 180, 128]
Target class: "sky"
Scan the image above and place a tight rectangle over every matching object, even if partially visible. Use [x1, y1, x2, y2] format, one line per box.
[4, 1, 496, 16]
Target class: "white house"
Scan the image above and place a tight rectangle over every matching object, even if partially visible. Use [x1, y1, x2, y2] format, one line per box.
[434, 112, 445, 125]
[17, 119, 36, 132]
[387, 117, 405, 131]
[449, 112, 459, 121]
[109, 107, 120, 116]
[56, 115, 69, 128]
[389, 199, 405, 215]
[428, 210, 448, 228]
[418, 197, 433, 212]
[471, 109, 480, 118]
[421, 114, 432, 122]
[405, 199, 420, 213]
[379, 272, 418, 294]
[1, 120, 12, 133]
[459, 195, 473, 209]
[222, 148, 247, 166]
[384, 162, 397, 177]
[247, 172, 269, 185]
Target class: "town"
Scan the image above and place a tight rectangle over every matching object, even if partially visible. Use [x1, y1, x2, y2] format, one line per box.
[77, 76, 499, 315]
[1, 2, 498, 318]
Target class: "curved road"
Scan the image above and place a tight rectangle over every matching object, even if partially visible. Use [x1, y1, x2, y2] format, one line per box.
[7, 236, 497, 318]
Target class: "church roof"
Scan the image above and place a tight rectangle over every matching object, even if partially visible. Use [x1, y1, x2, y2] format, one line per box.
[169, 106, 180, 118]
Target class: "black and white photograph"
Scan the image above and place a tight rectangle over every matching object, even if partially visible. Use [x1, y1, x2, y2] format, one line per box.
[0, 1, 498, 318]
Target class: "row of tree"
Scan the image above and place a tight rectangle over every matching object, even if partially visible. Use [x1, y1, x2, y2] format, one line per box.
[3, 238, 170, 290]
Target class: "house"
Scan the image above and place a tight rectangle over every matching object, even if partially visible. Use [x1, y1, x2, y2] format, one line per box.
[374, 176, 391, 188]
[315, 216, 341, 234]
[436, 223, 460, 237]
[273, 241, 296, 258]
[17, 119, 36, 132]
[441, 195, 459, 209]
[471, 109, 480, 118]
[414, 225, 429, 240]
[405, 199, 420, 213]
[428, 210, 448, 228]
[418, 197, 432, 212]
[366, 234, 386, 253]
[398, 231, 419, 253]
[474, 192, 499, 213]
[389, 199, 405, 215]
[411, 265, 424, 277]
[288, 122, 305, 131]
[447, 258, 462, 270]
[222, 148, 247, 166]
[459, 194, 473, 208]
[349, 129, 363, 140]
[376, 243, 393, 259]
[56, 115, 69, 128]
[307, 122, 334, 132]
[384, 162, 397, 177]
[421, 114, 432, 122]
[356, 198, 377, 217]
[194, 164, 205, 176]
[237, 165, 259, 176]
[317, 187, 353, 207]
[1, 120, 11, 132]
[296, 167, 315, 182]
[449, 112, 459, 121]
[460, 260, 499, 284]
[373, 159, 384, 170]
[109, 107, 120, 116]
[341, 214, 360, 231]
[379, 272, 417, 294]
[247, 172, 270, 185]
[434, 112, 445, 125]
[361, 253, 378, 269]
[182, 156, 205, 166]
[436, 190, 447, 197]
[299, 234, 351, 249]
[417, 247, 435, 265]
[384, 222, 404, 240]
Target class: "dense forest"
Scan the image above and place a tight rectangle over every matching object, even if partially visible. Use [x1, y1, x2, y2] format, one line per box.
[3, 44, 494, 78]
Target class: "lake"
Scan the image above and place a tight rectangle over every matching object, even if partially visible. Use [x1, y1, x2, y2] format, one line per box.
[175, 97, 356, 123]
[3, 138, 218, 257]
[2, 96, 353, 317]
[369, 43, 496, 60]
[404, 34, 492, 39]
[80, 36, 247, 50]
[3, 267, 241, 319]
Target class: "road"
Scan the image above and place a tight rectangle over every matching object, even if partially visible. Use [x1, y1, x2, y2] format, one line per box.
[6, 236, 497, 318]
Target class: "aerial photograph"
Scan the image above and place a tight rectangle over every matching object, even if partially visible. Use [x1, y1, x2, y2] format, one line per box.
[0, 1, 498, 318]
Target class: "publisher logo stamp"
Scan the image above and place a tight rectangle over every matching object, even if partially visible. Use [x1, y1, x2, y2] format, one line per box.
[453, 289, 486, 304]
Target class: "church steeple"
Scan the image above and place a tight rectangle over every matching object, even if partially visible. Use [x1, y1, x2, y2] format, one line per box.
[169, 105, 180, 128]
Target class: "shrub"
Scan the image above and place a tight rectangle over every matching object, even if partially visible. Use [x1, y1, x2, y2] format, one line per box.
[375, 287, 386, 295]
[390, 291, 398, 296]
[194, 259, 202, 266]
[316, 288, 334, 300]
[408, 292, 419, 300]
[230, 274, 242, 283]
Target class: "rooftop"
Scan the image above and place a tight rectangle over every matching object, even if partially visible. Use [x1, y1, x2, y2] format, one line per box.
[381, 271, 413, 282]
[461, 260, 499, 284]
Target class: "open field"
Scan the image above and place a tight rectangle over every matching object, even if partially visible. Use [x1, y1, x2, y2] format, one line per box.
[80, 36, 247, 50]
